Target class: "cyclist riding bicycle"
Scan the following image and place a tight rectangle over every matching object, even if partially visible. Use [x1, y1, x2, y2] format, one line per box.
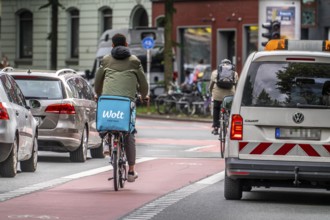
[209, 59, 238, 135]
[94, 33, 149, 182]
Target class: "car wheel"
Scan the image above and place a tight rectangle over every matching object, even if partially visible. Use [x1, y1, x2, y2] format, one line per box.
[70, 126, 88, 162]
[0, 137, 18, 177]
[90, 141, 105, 158]
[21, 136, 38, 172]
[224, 171, 242, 200]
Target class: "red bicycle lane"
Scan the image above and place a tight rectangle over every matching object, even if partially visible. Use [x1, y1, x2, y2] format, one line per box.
[0, 157, 225, 220]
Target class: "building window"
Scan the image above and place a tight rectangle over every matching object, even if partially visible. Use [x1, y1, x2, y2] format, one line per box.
[70, 9, 79, 58]
[156, 16, 165, 27]
[102, 8, 112, 32]
[19, 10, 33, 58]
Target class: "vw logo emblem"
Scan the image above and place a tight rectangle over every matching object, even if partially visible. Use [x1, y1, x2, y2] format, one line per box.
[293, 112, 304, 124]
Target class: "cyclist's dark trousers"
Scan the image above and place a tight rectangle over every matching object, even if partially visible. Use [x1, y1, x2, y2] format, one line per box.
[212, 100, 222, 128]
[125, 134, 136, 166]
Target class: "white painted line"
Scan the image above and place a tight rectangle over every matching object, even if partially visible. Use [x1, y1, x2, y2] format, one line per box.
[185, 145, 215, 152]
[197, 171, 225, 185]
[0, 157, 157, 202]
[122, 170, 225, 220]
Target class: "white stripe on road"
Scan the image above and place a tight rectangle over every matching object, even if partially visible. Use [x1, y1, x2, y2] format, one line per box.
[121, 171, 225, 220]
[0, 157, 156, 202]
[185, 145, 215, 152]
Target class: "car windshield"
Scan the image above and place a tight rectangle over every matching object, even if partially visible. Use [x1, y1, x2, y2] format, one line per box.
[15, 79, 63, 99]
[241, 61, 330, 108]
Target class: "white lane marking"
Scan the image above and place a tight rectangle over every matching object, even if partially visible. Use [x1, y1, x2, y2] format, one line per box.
[122, 171, 225, 220]
[0, 157, 156, 202]
[185, 145, 215, 152]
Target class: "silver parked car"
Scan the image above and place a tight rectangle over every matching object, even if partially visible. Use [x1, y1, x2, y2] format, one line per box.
[0, 70, 38, 177]
[6, 67, 103, 162]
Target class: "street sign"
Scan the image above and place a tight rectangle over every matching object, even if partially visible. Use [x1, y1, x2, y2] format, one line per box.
[142, 37, 155, 50]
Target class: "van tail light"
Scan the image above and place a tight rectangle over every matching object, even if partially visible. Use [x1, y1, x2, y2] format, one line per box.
[230, 114, 243, 140]
[45, 103, 76, 114]
[0, 102, 9, 120]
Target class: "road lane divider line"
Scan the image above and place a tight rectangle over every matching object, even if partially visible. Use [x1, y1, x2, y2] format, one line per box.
[185, 145, 215, 152]
[121, 171, 225, 220]
[0, 157, 156, 202]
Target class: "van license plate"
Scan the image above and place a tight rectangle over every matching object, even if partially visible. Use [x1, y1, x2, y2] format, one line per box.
[275, 128, 321, 140]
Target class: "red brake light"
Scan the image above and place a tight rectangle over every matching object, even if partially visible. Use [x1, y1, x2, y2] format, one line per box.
[230, 114, 243, 140]
[45, 103, 76, 114]
[0, 102, 9, 120]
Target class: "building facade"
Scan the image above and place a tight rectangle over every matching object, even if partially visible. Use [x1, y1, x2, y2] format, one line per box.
[151, 0, 259, 76]
[0, 0, 152, 71]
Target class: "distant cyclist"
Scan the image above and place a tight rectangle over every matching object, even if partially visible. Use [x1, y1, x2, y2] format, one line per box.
[209, 59, 238, 135]
[94, 33, 149, 182]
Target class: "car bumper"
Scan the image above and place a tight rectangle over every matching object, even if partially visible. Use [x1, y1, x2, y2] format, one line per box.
[38, 128, 81, 152]
[226, 157, 330, 181]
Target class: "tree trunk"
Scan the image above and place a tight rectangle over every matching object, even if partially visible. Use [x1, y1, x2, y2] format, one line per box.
[51, 2, 58, 70]
[164, 0, 175, 92]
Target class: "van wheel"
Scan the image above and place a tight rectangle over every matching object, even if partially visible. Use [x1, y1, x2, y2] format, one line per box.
[0, 137, 18, 177]
[224, 171, 242, 200]
[70, 127, 88, 162]
[21, 136, 38, 172]
[90, 141, 104, 158]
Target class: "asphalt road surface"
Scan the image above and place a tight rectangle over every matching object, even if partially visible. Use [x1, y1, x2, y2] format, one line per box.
[1, 118, 330, 220]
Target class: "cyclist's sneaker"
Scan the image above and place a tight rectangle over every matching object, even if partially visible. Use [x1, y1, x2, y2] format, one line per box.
[127, 171, 138, 182]
[212, 127, 219, 135]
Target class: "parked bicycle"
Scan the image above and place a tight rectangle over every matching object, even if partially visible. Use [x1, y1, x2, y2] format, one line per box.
[154, 81, 183, 115]
[219, 95, 233, 158]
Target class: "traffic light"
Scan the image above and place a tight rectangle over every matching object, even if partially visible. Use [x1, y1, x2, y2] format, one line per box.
[261, 20, 281, 47]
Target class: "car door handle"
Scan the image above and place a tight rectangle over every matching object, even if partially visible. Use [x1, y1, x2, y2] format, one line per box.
[16, 111, 19, 116]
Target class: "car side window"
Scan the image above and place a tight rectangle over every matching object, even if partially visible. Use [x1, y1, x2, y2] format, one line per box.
[67, 78, 79, 99]
[0, 75, 26, 106]
[80, 78, 94, 100]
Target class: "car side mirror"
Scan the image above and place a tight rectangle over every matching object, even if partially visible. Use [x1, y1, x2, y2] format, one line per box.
[85, 69, 94, 80]
[222, 95, 234, 110]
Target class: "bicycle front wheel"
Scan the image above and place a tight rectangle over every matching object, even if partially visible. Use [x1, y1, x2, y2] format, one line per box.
[219, 122, 226, 158]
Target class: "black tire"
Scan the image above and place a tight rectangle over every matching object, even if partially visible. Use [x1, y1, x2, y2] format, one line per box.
[113, 151, 120, 191]
[0, 137, 18, 177]
[90, 141, 105, 158]
[177, 97, 192, 115]
[21, 136, 38, 172]
[155, 95, 168, 115]
[224, 171, 242, 200]
[70, 127, 88, 162]
[219, 121, 226, 158]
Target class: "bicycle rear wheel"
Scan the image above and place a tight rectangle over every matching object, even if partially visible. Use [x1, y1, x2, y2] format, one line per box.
[112, 151, 120, 191]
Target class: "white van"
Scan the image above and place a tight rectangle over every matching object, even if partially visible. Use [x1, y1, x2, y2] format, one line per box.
[224, 40, 330, 200]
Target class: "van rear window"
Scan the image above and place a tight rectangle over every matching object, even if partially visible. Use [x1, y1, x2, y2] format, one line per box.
[241, 62, 330, 108]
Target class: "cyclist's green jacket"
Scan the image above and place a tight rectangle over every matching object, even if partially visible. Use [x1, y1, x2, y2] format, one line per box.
[94, 46, 149, 101]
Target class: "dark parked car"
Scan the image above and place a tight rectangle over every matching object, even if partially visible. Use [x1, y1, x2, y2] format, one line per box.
[5, 67, 103, 162]
[0, 69, 38, 177]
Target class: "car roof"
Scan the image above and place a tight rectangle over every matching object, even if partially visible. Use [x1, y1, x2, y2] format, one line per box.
[1, 67, 78, 80]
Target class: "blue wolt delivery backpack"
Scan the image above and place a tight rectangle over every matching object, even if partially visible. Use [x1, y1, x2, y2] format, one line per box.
[96, 95, 135, 132]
